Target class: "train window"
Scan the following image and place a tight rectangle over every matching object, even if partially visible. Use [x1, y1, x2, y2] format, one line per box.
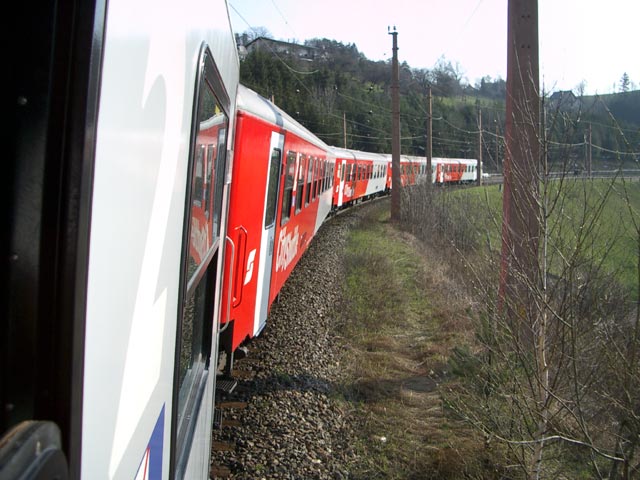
[341, 163, 345, 181]
[316, 160, 323, 196]
[176, 45, 230, 477]
[306, 158, 313, 205]
[264, 149, 282, 227]
[295, 154, 305, 213]
[323, 160, 328, 192]
[280, 152, 296, 225]
[312, 159, 318, 200]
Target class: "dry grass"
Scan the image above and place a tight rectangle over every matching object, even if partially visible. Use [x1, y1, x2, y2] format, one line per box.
[337, 200, 503, 479]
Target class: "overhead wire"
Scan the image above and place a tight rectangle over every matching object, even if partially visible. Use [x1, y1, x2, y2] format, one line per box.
[231, 3, 640, 158]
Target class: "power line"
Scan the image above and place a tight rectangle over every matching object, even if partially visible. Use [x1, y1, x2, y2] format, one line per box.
[269, 0, 299, 39]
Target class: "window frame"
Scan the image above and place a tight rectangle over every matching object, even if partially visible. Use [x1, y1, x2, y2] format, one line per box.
[172, 44, 230, 480]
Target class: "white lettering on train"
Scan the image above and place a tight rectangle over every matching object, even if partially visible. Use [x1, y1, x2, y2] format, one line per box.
[191, 217, 209, 263]
[244, 248, 257, 285]
[275, 225, 299, 272]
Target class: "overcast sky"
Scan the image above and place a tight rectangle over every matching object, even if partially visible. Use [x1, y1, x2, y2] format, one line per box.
[229, 0, 639, 95]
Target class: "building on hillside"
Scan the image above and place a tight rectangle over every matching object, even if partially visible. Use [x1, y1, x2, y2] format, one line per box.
[244, 37, 317, 61]
[549, 90, 579, 109]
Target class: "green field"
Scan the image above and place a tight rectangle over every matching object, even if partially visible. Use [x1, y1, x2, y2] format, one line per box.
[454, 179, 640, 298]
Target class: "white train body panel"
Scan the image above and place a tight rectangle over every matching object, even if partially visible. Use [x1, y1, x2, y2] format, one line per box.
[82, 0, 238, 478]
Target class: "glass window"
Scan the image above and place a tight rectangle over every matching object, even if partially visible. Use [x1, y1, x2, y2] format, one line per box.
[264, 149, 281, 227]
[176, 46, 229, 476]
[306, 157, 313, 205]
[312, 158, 318, 200]
[281, 152, 296, 225]
[295, 153, 305, 213]
[316, 159, 323, 197]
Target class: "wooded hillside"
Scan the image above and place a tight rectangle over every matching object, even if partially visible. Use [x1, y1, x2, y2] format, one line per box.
[239, 36, 640, 172]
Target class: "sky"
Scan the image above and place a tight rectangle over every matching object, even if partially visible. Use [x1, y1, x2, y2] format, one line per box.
[228, 0, 639, 95]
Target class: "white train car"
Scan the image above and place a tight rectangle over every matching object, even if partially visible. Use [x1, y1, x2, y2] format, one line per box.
[331, 148, 389, 208]
[2, 0, 238, 478]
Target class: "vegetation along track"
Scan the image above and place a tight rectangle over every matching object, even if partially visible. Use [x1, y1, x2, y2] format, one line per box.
[211, 197, 495, 479]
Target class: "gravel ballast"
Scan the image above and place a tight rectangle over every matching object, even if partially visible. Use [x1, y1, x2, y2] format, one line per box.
[211, 208, 365, 479]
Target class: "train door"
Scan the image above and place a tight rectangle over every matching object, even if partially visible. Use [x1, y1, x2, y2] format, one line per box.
[254, 132, 284, 335]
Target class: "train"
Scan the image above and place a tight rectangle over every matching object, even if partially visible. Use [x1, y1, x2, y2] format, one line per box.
[2, 1, 477, 478]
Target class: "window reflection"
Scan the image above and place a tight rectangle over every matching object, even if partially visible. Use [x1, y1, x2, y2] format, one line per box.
[186, 83, 228, 281]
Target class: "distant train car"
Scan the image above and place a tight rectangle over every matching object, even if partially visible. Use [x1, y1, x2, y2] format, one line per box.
[219, 86, 335, 367]
[382, 155, 478, 186]
[332, 148, 389, 208]
[399, 155, 428, 186]
[3, 0, 239, 478]
[433, 158, 478, 184]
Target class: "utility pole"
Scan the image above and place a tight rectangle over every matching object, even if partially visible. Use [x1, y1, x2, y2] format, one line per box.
[426, 86, 433, 183]
[499, 0, 540, 330]
[477, 109, 483, 185]
[389, 26, 401, 221]
[495, 121, 500, 174]
[588, 123, 592, 178]
[343, 112, 347, 148]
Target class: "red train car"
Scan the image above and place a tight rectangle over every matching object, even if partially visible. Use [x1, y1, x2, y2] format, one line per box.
[332, 148, 388, 209]
[433, 158, 478, 184]
[219, 86, 334, 368]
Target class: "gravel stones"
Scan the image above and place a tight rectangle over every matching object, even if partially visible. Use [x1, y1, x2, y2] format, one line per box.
[211, 209, 364, 479]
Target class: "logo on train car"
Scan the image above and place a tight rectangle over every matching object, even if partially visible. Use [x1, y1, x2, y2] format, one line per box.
[134, 406, 164, 480]
[244, 249, 257, 285]
[344, 185, 354, 197]
[275, 225, 299, 272]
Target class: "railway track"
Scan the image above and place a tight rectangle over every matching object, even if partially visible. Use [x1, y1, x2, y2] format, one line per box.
[210, 208, 363, 479]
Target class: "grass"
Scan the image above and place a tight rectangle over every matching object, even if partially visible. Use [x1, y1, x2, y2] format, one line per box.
[338, 201, 502, 479]
[338, 179, 640, 478]
[450, 178, 640, 297]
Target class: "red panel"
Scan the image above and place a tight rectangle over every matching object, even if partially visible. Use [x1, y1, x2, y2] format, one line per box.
[221, 112, 275, 350]
[221, 111, 332, 351]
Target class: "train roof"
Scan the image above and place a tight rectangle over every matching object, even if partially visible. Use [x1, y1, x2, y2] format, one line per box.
[237, 84, 330, 152]
[330, 146, 388, 162]
[392, 155, 478, 165]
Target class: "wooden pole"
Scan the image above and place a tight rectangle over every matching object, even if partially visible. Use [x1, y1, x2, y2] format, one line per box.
[427, 86, 433, 183]
[499, 0, 540, 330]
[478, 109, 483, 185]
[343, 112, 347, 149]
[587, 124, 593, 178]
[389, 27, 401, 221]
